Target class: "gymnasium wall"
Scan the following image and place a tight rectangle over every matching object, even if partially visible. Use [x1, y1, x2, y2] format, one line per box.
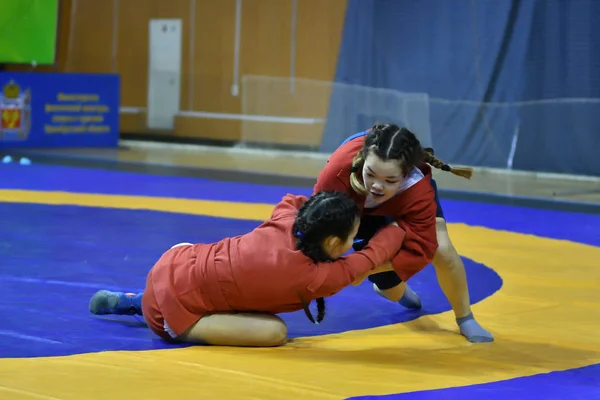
[14, 0, 600, 176]
[57, 0, 347, 144]
[330, 0, 600, 176]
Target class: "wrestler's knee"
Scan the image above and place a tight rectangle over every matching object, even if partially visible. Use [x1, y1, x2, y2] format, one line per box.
[433, 218, 460, 268]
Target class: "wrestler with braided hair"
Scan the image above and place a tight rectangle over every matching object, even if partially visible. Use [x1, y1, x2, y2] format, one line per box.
[313, 124, 493, 343]
[88, 191, 404, 347]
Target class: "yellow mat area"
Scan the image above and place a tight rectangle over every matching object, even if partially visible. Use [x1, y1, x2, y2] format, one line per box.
[0, 190, 598, 399]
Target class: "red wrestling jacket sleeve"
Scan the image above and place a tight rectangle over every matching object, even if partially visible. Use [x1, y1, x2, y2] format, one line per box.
[304, 224, 405, 298]
[389, 191, 438, 282]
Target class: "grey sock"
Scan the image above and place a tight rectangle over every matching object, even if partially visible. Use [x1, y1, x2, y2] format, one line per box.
[398, 285, 422, 310]
[456, 312, 494, 343]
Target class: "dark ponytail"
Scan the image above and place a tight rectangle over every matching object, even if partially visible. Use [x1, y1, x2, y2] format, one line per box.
[293, 190, 360, 324]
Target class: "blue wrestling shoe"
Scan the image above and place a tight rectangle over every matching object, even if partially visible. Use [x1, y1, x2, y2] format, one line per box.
[89, 290, 143, 316]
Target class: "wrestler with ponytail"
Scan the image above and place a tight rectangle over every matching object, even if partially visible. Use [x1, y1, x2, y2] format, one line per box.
[313, 124, 493, 343]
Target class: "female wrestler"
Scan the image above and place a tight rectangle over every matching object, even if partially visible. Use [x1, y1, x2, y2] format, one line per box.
[313, 124, 493, 343]
[89, 190, 403, 347]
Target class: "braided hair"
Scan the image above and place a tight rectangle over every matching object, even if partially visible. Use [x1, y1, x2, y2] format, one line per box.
[292, 190, 360, 324]
[349, 124, 473, 195]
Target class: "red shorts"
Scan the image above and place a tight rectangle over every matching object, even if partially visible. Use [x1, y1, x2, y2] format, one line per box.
[142, 242, 207, 341]
[141, 271, 178, 343]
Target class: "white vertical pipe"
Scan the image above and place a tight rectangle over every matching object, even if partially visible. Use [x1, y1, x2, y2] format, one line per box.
[507, 124, 520, 170]
[112, 0, 119, 73]
[189, 0, 196, 109]
[290, 0, 298, 94]
[66, 0, 78, 71]
[231, 0, 242, 97]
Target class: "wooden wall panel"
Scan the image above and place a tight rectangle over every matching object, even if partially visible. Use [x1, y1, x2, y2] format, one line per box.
[66, 0, 114, 73]
[179, 0, 295, 141]
[174, 117, 241, 141]
[190, 0, 293, 115]
[239, 0, 292, 78]
[191, 0, 237, 113]
[62, 0, 348, 145]
[295, 0, 347, 81]
[241, 120, 324, 146]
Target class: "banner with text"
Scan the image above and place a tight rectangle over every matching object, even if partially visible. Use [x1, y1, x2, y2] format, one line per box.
[0, 72, 120, 148]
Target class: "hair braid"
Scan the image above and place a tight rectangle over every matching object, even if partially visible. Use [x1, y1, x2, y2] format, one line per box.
[349, 151, 367, 195]
[422, 148, 473, 179]
[300, 296, 326, 324]
[293, 191, 360, 325]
